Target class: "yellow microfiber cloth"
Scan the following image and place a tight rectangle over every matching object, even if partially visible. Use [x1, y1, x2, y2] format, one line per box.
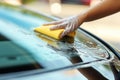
[34, 25, 76, 40]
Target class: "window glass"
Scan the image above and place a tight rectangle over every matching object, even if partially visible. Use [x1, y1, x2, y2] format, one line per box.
[0, 34, 43, 74]
[0, 5, 113, 74]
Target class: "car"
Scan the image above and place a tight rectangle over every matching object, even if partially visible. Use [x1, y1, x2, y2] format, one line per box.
[0, 2, 120, 80]
[43, 0, 91, 5]
[61, 0, 91, 5]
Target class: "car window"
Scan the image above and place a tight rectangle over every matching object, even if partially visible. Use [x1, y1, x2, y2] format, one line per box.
[0, 34, 43, 74]
[0, 4, 114, 75]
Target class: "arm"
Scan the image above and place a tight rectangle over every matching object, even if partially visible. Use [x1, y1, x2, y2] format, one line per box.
[44, 0, 120, 38]
[83, 0, 120, 22]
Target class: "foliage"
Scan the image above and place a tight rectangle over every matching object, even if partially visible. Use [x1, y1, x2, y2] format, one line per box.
[21, 0, 37, 4]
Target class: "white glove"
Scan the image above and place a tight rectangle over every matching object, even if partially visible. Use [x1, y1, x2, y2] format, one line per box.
[43, 14, 85, 38]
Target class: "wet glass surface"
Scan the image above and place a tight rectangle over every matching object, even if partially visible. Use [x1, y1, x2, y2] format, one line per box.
[0, 4, 114, 77]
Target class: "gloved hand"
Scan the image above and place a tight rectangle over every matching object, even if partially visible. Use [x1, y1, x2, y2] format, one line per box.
[43, 14, 86, 38]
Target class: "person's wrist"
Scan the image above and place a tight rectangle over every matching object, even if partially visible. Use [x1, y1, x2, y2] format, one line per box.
[75, 12, 87, 27]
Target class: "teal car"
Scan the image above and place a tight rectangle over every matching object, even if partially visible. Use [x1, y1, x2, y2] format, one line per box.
[0, 3, 120, 80]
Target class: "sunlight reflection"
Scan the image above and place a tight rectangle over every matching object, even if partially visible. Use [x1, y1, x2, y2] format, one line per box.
[4, 0, 22, 6]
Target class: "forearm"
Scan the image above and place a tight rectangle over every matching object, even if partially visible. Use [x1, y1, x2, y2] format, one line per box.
[82, 0, 120, 22]
[43, 0, 120, 37]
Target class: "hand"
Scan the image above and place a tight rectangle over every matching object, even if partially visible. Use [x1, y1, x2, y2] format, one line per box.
[43, 14, 86, 38]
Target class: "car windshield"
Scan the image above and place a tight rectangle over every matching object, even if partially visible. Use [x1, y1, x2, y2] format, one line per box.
[0, 4, 113, 74]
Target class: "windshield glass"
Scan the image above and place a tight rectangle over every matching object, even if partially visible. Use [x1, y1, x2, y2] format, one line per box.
[0, 35, 43, 74]
[0, 4, 113, 74]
